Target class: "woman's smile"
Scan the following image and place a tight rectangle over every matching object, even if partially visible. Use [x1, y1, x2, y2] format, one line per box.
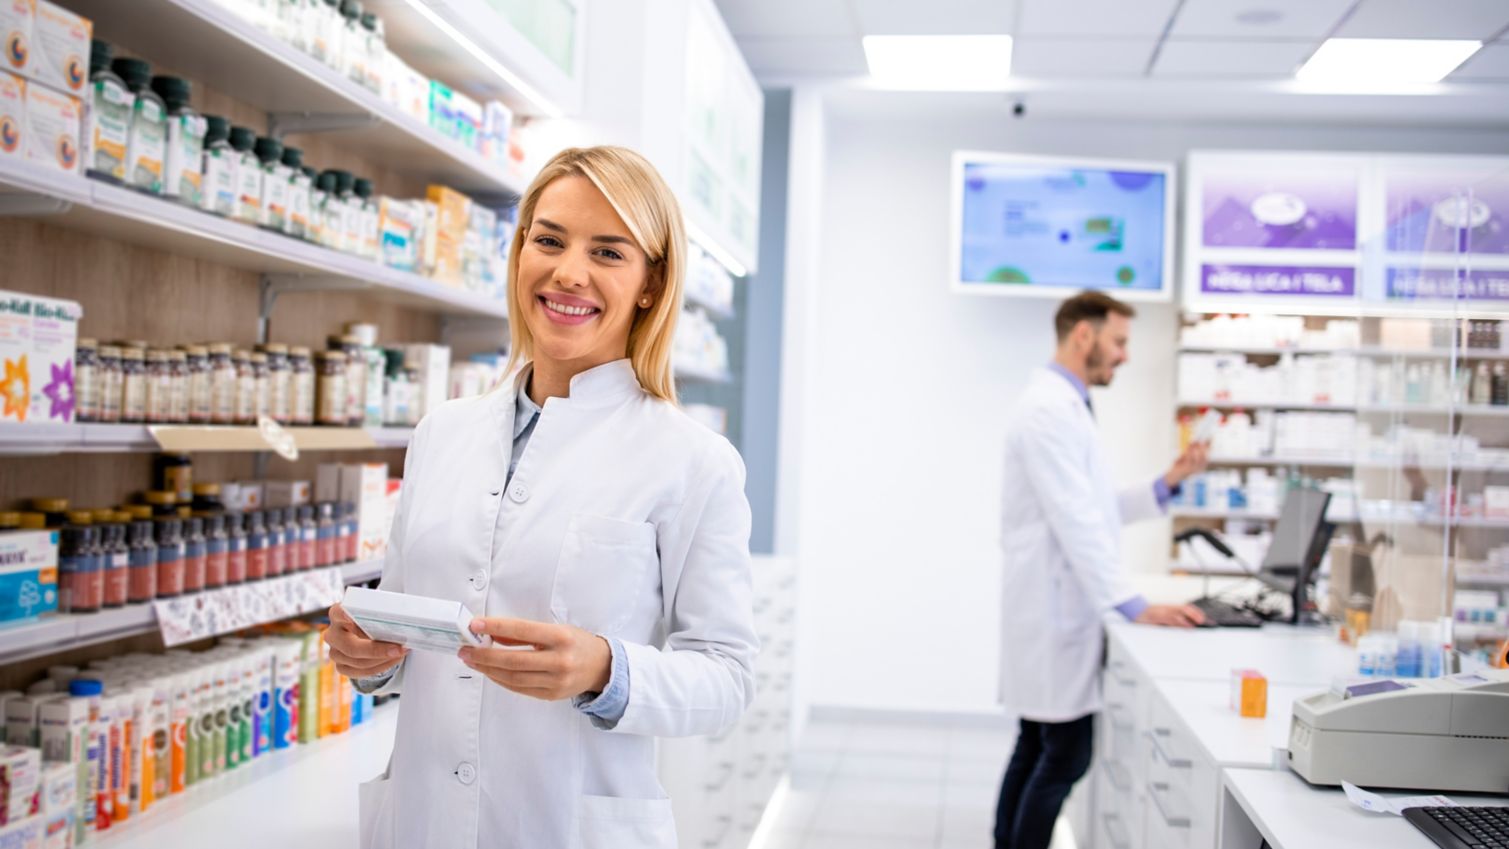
[537, 292, 602, 326]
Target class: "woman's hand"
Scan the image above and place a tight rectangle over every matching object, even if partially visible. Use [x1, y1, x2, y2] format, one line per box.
[459, 618, 613, 701]
[324, 603, 409, 679]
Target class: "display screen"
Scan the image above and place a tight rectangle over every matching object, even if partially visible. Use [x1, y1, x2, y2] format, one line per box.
[953, 154, 1172, 299]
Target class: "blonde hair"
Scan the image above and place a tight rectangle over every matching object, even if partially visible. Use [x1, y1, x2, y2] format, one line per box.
[506, 146, 685, 403]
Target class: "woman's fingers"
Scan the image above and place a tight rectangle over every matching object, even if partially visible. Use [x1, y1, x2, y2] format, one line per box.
[459, 644, 555, 673]
[328, 647, 403, 678]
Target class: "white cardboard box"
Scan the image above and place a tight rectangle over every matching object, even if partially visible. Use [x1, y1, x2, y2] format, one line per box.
[0, 1, 33, 80]
[341, 586, 487, 653]
[0, 71, 21, 162]
[403, 344, 450, 420]
[263, 480, 310, 508]
[338, 464, 389, 561]
[28, 1, 86, 95]
[20, 81, 75, 174]
[0, 291, 82, 425]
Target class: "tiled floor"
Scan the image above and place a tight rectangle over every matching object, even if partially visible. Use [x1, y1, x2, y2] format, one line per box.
[754, 715, 1078, 849]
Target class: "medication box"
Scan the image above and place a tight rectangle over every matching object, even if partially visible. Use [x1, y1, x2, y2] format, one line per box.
[263, 480, 311, 508]
[1486, 486, 1509, 520]
[0, 815, 41, 849]
[427, 80, 479, 151]
[1230, 668, 1268, 718]
[341, 586, 488, 653]
[333, 464, 388, 561]
[481, 100, 511, 166]
[0, 291, 82, 424]
[0, 531, 58, 624]
[0, 71, 21, 162]
[0, 745, 39, 825]
[1, 0, 32, 78]
[425, 185, 470, 286]
[28, 1, 86, 94]
[403, 344, 450, 421]
[21, 81, 75, 174]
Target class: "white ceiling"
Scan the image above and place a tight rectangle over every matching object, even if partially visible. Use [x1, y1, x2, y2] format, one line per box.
[712, 0, 1509, 82]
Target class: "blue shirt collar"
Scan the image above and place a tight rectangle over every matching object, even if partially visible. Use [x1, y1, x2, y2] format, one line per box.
[1047, 362, 1091, 405]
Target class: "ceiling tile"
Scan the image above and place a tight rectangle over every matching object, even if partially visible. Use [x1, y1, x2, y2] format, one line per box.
[1012, 38, 1158, 77]
[735, 36, 869, 76]
[1019, 0, 1183, 37]
[1169, 0, 1356, 39]
[853, 0, 1016, 35]
[1451, 43, 1509, 78]
[1152, 40, 1318, 76]
[712, 0, 856, 38]
[1334, 0, 1509, 40]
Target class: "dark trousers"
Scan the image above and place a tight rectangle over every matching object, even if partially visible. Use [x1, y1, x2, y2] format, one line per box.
[993, 714, 1095, 849]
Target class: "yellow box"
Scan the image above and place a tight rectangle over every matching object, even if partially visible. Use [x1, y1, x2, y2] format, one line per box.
[29, 1, 86, 94]
[0, 0, 31, 78]
[1237, 671, 1267, 718]
[426, 185, 471, 287]
[0, 70, 21, 161]
[23, 80, 77, 173]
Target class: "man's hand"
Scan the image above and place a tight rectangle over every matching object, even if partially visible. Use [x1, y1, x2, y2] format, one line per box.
[459, 618, 613, 701]
[1163, 441, 1211, 490]
[1135, 603, 1206, 628]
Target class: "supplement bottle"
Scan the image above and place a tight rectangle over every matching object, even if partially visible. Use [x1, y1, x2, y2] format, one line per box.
[289, 345, 314, 425]
[182, 517, 206, 594]
[254, 136, 289, 231]
[283, 147, 311, 239]
[185, 345, 211, 424]
[229, 125, 262, 224]
[233, 349, 257, 425]
[98, 345, 123, 423]
[168, 350, 189, 423]
[154, 518, 185, 598]
[127, 516, 157, 603]
[75, 338, 99, 422]
[111, 58, 167, 194]
[150, 76, 206, 207]
[225, 511, 246, 584]
[200, 115, 237, 217]
[209, 343, 237, 424]
[120, 347, 147, 423]
[245, 510, 268, 581]
[259, 343, 291, 424]
[102, 511, 131, 608]
[83, 39, 132, 183]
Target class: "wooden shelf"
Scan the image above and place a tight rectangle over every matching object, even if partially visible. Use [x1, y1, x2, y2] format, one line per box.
[0, 423, 413, 456]
[0, 559, 382, 666]
[67, 0, 526, 198]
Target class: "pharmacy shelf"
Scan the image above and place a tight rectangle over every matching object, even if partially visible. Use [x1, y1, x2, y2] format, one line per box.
[1457, 573, 1509, 589]
[0, 422, 414, 456]
[1179, 344, 1509, 362]
[1171, 504, 1509, 530]
[0, 559, 382, 667]
[93, 701, 396, 849]
[1179, 398, 1509, 417]
[67, 0, 526, 199]
[1206, 453, 1509, 472]
[0, 160, 509, 319]
[685, 291, 737, 321]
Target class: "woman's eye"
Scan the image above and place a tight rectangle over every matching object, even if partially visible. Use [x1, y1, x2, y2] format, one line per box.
[595, 248, 624, 261]
[534, 235, 563, 248]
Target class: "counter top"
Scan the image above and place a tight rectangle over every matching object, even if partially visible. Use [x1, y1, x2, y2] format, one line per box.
[1222, 768, 1509, 849]
[1153, 678, 1320, 769]
[1108, 621, 1357, 685]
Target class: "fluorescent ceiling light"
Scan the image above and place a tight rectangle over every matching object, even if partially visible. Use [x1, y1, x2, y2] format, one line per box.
[1296, 38, 1481, 86]
[403, 0, 563, 118]
[863, 35, 1013, 91]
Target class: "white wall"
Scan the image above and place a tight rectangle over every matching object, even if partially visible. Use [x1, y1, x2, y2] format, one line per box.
[784, 89, 1509, 716]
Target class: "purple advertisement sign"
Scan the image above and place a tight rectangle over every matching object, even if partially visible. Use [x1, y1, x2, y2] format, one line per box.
[1385, 175, 1509, 255]
[1386, 267, 1509, 302]
[1201, 171, 1359, 250]
[1201, 264, 1356, 298]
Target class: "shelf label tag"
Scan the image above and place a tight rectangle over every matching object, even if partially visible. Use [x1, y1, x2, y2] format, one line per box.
[258, 415, 299, 461]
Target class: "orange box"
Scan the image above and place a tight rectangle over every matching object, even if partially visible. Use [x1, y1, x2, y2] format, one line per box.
[1232, 669, 1267, 718]
[425, 184, 471, 286]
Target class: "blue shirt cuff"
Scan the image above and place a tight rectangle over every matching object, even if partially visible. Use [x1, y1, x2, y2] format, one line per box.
[1116, 595, 1150, 622]
[353, 662, 399, 694]
[573, 637, 629, 729]
[1153, 477, 1180, 510]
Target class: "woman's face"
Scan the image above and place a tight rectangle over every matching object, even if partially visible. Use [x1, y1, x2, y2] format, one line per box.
[517, 175, 654, 372]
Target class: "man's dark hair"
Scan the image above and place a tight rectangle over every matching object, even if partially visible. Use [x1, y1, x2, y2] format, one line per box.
[1054, 290, 1136, 341]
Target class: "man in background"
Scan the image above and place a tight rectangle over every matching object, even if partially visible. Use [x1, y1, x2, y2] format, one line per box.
[994, 290, 1208, 849]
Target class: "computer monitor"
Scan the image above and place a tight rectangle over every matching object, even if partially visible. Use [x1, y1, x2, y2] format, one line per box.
[1259, 487, 1335, 624]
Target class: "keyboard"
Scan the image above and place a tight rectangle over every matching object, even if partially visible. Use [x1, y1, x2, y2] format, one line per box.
[1405, 806, 1509, 849]
[1189, 596, 1264, 628]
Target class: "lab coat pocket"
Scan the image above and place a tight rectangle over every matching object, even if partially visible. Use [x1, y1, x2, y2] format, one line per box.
[578, 794, 678, 849]
[357, 771, 395, 849]
[553, 515, 658, 634]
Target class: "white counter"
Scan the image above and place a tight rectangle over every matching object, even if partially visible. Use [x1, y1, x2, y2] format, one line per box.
[1107, 621, 1357, 685]
[1221, 768, 1509, 849]
[96, 706, 397, 849]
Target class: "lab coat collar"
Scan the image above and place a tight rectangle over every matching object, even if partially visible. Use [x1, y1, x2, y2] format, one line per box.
[1046, 362, 1090, 405]
[503, 358, 645, 412]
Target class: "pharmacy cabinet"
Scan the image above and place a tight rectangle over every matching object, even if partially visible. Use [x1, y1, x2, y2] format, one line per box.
[659, 555, 796, 849]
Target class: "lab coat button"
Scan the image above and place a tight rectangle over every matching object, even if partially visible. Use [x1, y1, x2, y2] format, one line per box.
[469, 571, 487, 589]
[509, 484, 529, 503]
[456, 762, 477, 785]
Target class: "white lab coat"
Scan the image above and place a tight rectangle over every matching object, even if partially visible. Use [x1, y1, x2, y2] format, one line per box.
[358, 360, 759, 849]
[997, 367, 1162, 722]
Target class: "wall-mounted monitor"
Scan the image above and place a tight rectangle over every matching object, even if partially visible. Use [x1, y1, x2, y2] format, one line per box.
[950, 151, 1175, 301]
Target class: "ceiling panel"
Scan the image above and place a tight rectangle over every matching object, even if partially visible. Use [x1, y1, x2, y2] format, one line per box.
[1012, 39, 1158, 78]
[1019, 0, 1183, 37]
[711, 0, 857, 38]
[1335, 0, 1509, 40]
[736, 36, 869, 76]
[1451, 43, 1509, 79]
[853, 0, 1016, 35]
[1152, 40, 1317, 76]
[1169, 0, 1355, 39]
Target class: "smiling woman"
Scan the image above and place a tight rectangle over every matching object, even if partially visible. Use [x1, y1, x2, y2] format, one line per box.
[507, 146, 687, 403]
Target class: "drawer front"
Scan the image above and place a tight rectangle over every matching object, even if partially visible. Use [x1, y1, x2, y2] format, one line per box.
[1144, 779, 1193, 849]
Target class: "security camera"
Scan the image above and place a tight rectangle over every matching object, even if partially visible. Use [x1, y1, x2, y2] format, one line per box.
[1011, 99, 1026, 118]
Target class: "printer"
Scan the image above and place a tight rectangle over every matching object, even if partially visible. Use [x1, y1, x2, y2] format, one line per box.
[1288, 668, 1509, 793]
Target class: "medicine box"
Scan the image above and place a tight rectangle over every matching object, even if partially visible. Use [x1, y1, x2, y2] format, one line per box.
[0, 745, 39, 825]
[338, 464, 389, 561]
[263, 480, 311, 508]
[0, 815, 40, 849]
[36, 698, 86, 769]
[0, 0, 31, 79]
[426, 184, 470, 286]
[341, 586, 487, 653]
[0, 71, 20, 162]
[38, 762, 69, 849]
[427, 80, 479, 151]
[21, 81, 75, 174]
[481, 100, 512, 165]
[0, 531, 58, 624]
[1486, 486, 1509, 520]
[383, 53, 428, 124]
[28, 1, 84, 95]
[2, 697, 50, 748]
[0, 290, 81, 425]
[403, 344, 450, 421]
